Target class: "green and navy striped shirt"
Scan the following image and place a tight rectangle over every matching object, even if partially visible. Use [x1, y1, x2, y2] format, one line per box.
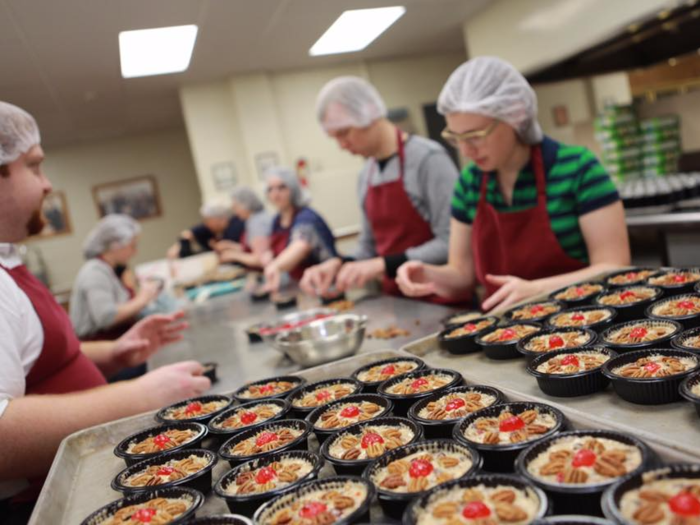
[451, 136, 619, 264]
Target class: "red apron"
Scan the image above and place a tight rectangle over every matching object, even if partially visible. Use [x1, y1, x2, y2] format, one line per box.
[269, 210, 311, 281]
[1, 263, 106, 502]
[364, 128, 458, 304]
[471, 145, 586, 299]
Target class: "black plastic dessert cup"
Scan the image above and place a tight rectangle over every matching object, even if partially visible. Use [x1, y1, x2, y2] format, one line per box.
[515, 429, 654, 517]
[112, 448, 218, 496]
[679, 372, 700, 417]
[453, 401, 567, 473]
[601, 348, 700, 405]
[114, 422, 208, 467]
[218, 419, 311, 468]
[503, 300, 565, 323]
[155, 395, 233, 424]
[437, 316, 498, 355]
[646, 293, 700, 330]
[377, 368, 463, 417]
[245, 323, 264, 343]
[253, 476, 375, 525]
[517, 327, 598, 363]
[672, 327, 700, 356]
[601, 463, 700, 525]
[272, 294, 298, 310]
[305, 393, 393, 445]
[207, 399, 291, 445]
[476, 321, 543, 359]
[526, 346, 619, 398]
[250, 289, 270, 303]
[187, 516, 253, 525]
[320, 416, 423, 476]
[320, 290, 346, 305]
[407, 385, 506, 439]
[534, 516, 614, 524]
[362, 439, 482, 520]
[214, 450, 324, 517]
[203, 362, 219, 383]
[350, 356, 426, 393]
[80, 486, 204, 525]
[593, 286, 663, 323]
[605, 267, 661, 289]
[402, 474, 549, 525]
[549, 281, 608, 308]
[545, 306, 618, 334]
[232, 375, 306, 404]
[599, 319, 682, 354]
[647, 268, 700, 297]
[440, 310, 483, 328]
[287, 377, 364, 420]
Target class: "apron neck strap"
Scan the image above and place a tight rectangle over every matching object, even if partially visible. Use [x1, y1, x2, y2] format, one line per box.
[477, 144, 546, 204]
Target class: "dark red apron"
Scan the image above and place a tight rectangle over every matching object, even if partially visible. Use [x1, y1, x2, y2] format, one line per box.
[364, 128, 457, 304]
[269, 210, 311, 281]
[471, 145, 586, 300]
[1, 264, 106, 503]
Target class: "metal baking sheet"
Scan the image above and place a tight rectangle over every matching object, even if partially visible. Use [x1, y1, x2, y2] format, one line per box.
[401, 333, 700, 464]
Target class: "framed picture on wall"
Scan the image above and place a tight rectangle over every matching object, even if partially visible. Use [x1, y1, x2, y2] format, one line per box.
[28, 190, 73, 239]
[92, 175, 162, 221]
[255, 151, 279, 180]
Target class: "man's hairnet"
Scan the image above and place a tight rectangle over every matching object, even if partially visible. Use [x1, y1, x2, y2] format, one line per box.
[230, 186, 264, 213]
[264, 167, 310, 208]
[437, 57, 543, 145]
[199, 197, 232, 219]
[83, 214, 141, 259]
[316, 76, 387, 132]
[0, 101, 41, 165]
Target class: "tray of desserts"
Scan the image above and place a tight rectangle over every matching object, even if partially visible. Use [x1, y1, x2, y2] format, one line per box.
[32, 335, 700, 524]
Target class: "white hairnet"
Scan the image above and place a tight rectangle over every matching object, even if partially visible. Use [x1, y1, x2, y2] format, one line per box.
[83, 214, 141, 259]
[0, 101, 41, 165]
[316, 76, 387, 132]
[437, 57, 543, 145]
[264, 167, 310, 208]
[230, 186, 264, 213]
[199, 197, 232, 219]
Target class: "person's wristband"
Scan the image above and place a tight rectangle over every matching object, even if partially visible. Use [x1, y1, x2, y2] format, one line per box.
[383, 253, 408, 278]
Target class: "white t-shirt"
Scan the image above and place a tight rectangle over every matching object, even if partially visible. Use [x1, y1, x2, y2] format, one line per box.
[0, 244, 44, 498]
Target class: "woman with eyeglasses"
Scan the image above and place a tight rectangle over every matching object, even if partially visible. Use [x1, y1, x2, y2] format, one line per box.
[397, 57, 630, 312]
[300, 76, 459, 301]
[262, 167, 338, 293]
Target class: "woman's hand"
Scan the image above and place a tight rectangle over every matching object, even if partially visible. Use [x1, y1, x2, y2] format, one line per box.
[335, 258, 385, 291]
[396, 261, 436, 297]
[300, 257, 342, 296]
[136, 280, 161, 305]
[481, 274, 543, 313]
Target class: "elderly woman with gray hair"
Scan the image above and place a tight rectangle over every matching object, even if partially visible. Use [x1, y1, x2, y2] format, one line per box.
[262, 167, 337, 293]
[216, 186, 273, 269]
[397, 56, 629, 312]
[70, 214, 161, 341]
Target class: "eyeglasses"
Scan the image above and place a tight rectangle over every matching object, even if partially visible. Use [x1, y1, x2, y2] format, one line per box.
[441, 120, 500, 148]
[266, 184, 288, 193]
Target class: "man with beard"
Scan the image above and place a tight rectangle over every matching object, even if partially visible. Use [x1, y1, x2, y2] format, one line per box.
[0, 102, 211, 525]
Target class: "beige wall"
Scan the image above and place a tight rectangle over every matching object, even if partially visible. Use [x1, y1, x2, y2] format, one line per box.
[24, 128, 202, 291]
[463, 0, 671, 74]
[638, 89, 700, 152]
[179, 52, 466, 233]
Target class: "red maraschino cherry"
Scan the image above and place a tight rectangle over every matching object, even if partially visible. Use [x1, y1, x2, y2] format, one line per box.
[255, 466, 277, 484]
[530, 305, 544, 314]
[299, 502, 327, 519]
[315, 390, 331, 402]
[463, 323, 477, 332]
[258, 384, 274, 394]
[673, 274, 687, 283]
[574, 287, 586, 297]
[184, 402, 202, 415]
[462, 501, 491, 519]
[630, 327, 648, 339]
[156, 466, 175, 477]
[380, 364, 396, 375]
[132, 508, 157, 523]
[669, 492, 700, 516]
[619, 291, 636, 300]
[340, 405, 360, 418]
[409, 459, 433, 478]
[572, 449, 597, 467]
[499, 416, 525, 433]
[240, 411, 258, 425]
[411, 378, 429, 390]
[548, 335, 565, 349]
[255, 432, 278, 447]
[677, 300, 696, 310]
[625, 272, 638, 280]
[561, 355, 580, 367]
[499, 328, 517, 341]
[571, 313, 585, 322]
[644, 362, 661, 374]
[153, 434, 172, 450]
[361, 432, 384, 449]
[445, 398, 466, 412]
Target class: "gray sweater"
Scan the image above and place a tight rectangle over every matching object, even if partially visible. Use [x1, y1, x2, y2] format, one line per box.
[69, 259, 131, 338]
[355, 135, 459, 265]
